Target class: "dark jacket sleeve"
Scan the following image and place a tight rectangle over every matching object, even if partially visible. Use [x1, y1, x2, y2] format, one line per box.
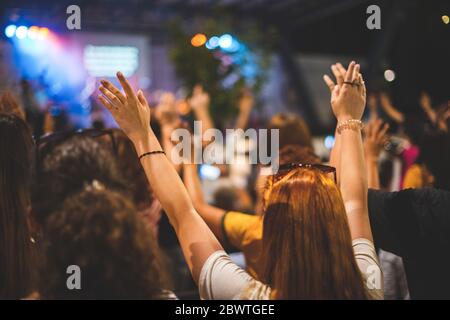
[368, 188, 450, 258]
[368, 188, 450, 299]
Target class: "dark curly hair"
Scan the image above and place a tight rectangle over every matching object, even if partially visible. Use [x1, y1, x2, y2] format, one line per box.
[32, 135, 128, 225]
[39, 188, 169, 299]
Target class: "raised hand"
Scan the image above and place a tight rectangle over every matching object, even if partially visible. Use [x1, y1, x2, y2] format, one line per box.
[98, 72, 151, 142]
[189, 85, 210, 112]
[324, 61, 366, 122]
[154, 91, 179, 128]
[419, 91, 432, 110]
[364, 118, 389, 161]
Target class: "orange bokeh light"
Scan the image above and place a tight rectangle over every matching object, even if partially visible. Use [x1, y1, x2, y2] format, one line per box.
[191, 33, 207, 47]
[38, 27, 50, 39]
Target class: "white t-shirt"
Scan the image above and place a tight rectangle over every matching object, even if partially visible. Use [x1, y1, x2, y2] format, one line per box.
[199, 238, 384, 300]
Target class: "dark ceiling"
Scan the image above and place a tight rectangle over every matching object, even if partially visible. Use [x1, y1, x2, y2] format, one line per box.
[2, 0, 449, 112]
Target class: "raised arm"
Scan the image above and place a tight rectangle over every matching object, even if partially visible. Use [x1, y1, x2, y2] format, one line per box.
[189, 85, 214, 142]
[419, 91, 437, 125]
[323, 62, 348, 186]
[154, 95, 183, 173]
[99, 73, 222, 283]
[183, 163, 226, 241]
[379, 92, 404, 124]
[329, 61, 373, 241]
[235, 88, 255, 130]
[363, 119, 389, 189]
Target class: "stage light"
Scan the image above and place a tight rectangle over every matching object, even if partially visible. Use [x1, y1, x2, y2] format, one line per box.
[16, 26, 28, 39]
[206, 36, 219, 50]
[199, 164, 221, 180]
[4, 25, 16, 38]
[38, 27, 49, 39]
[27, 26, 39, 39]
[442, 15, 449, 25]
[227, 38, 240, 52]
[324, 135, 335, 149]
[191, 33, 207, 47]
[384, 69, 395, 82]
[219, 34, 233, 50]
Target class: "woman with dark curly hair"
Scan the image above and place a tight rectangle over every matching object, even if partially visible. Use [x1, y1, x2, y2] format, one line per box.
[32, 134, 129, 226]
[38, 188, 173, 299]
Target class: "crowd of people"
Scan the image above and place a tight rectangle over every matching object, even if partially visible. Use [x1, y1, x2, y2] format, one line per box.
[1, 60, 449, 300]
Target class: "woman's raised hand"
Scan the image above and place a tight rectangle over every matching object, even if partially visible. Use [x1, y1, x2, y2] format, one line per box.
[98, 72, 151, 142]
[323, 61, 366, 122]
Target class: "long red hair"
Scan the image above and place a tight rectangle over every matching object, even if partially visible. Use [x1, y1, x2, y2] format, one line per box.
[261, 168, 368, 299]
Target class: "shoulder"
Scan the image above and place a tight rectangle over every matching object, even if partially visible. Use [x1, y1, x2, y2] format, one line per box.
[222, 211, 262, 245]
[199, 250, 270, 300]
[352, 238, 384, 300]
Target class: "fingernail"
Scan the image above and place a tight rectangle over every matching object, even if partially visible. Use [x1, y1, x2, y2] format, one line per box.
[117, 71, 123, 77]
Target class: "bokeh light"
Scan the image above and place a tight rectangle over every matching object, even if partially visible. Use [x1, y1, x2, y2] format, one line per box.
[38, 27, 50, 39]
[206, 36, 220, 49]
[27, 26, 40, 39]
[384, 69, 396, 82]
[218, 34, 233, 50]
[15, 26, 28, 39]
[324, 135, 335, 149]
[191, 33, 207, 47]
[4, 25, 16, 38]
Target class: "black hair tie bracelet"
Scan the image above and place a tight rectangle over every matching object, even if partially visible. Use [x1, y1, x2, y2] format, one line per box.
[139, 150, 165, 160]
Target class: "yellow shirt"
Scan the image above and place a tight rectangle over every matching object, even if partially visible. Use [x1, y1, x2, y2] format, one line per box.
[222, 211, 263, 280]
[403, 164, 434, 189]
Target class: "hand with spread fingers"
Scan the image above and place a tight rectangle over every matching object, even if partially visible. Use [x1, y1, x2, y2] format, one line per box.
[323, 61, 366, 122]
[98, 72, 151, 142]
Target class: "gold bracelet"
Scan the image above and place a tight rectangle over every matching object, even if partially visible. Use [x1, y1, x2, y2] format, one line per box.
[337, 119, 363, 134]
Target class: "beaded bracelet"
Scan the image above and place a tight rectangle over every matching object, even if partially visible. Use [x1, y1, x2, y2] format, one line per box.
[336, 119, 364, 134]
[138, 150, 165, 160]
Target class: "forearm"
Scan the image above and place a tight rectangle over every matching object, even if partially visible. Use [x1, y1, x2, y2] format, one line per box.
[183, 164, 226, 240]
[423, 106, 437, 124]
[381, 102, 404, 123]
[339, 124, 372, 241]
[235, 109, 251, 130]
[194, 109, 214, 136]
[329, 127, 341, 186]
[161, 130, 181, 173]
[366, 156, 381, 189]
[132, 131, 197, 229]
[133, 130, 222, 282]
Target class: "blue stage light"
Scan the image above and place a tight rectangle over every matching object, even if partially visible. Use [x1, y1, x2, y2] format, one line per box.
[218, 34, 233, 50]
[206, 36, 219, 50]
[16, 26, 28, 39]
[324, 135, 335, 149]
[4, 25, 16, 38]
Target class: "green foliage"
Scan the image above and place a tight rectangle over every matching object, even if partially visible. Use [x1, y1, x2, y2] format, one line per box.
[167, 16, 276, 123]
